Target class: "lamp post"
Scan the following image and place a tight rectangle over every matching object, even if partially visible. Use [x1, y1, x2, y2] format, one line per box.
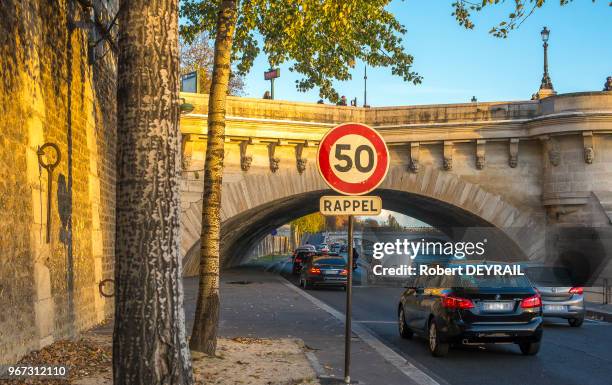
[363, 66, 369, 107]
[536, 27, 556, 99]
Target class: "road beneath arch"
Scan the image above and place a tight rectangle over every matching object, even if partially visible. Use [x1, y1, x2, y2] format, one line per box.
[267, 257, 612, 385]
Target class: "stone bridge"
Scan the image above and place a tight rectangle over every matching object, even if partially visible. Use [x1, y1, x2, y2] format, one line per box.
[178, 92, 612, 281]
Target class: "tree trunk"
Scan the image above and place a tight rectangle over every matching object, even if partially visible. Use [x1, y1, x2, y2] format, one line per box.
[190, 0, 238, 354]
[114, 0, 193, 384]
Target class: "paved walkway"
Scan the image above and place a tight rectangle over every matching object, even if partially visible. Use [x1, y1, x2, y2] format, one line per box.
[183, 265, 420, 385]
[586, 302, 612, 321]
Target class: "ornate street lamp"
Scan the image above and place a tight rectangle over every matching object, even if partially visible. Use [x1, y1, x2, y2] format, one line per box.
[538, 26, 555, 96]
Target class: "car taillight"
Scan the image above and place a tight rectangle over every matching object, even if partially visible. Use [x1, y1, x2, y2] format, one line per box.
[520, 294, 542, 308]
[569, 287, 583, 295]
[340, 269, 348, 276]
[309, 267, 321, 275]
[442, 296, 474, 310]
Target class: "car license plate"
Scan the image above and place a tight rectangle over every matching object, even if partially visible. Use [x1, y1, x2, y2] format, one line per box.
[482, 301, 513, 311]
[544, 304, 567, 312]
[323, 270, 338, 275]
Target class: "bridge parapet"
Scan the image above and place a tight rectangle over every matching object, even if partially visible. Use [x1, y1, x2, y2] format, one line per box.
[180, 91, 611, 143]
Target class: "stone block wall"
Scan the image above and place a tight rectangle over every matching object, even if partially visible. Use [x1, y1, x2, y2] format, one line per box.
[0, 0, 117, 364]
[178, 91, 611, 271]
[248, 235, 290, 259]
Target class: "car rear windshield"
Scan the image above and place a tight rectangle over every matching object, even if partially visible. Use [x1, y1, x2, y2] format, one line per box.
[453, 274, 532, 288]
[525, 267, 573, 286]
[441, 265, 532, 288]
[313, 257, 346, 265]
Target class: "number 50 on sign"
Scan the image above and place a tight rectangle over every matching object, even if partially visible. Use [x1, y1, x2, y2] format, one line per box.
[317, 122, 389, 215]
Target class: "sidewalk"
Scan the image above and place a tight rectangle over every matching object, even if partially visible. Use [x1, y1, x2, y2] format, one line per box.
[183, 266, 422, 385]
[586, 302, 612, 322]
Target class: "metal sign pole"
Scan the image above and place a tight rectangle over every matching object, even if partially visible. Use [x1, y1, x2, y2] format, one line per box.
[317, 122, 389, 385]
[271, 77, 275, 100]
[344, 214, 354, 384]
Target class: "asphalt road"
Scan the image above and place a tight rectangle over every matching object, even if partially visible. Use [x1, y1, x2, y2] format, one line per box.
[277, 259, 612, 385]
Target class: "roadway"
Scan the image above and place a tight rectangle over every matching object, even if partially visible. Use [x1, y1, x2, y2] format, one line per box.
[274, 258, 612, 385]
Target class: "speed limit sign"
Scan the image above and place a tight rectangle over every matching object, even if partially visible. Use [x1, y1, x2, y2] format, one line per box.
[317, 122, 389, 196]
[316, 122, 389, 384]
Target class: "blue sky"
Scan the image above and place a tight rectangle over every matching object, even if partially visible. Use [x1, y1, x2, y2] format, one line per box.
[237, 1, 610, 106]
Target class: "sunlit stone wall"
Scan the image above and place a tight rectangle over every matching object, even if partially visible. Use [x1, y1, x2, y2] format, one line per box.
[0, 0, 117, 364]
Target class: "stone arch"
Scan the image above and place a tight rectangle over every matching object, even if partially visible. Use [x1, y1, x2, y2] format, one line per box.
[181, 164, 545, 275]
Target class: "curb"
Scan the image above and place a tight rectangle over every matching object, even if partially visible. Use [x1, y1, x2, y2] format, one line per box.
[586, 308, 612, 322]
[278, 275, 445, 385]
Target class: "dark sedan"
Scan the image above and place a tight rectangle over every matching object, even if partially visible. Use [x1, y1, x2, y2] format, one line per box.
[299, 256, 348, 290]
[292, 250, 315, 275]
[398, 263, 543, 357]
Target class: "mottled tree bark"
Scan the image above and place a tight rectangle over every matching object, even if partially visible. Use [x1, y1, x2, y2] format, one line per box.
[190, 0, 238, 354]
[114, 0, 193, 384]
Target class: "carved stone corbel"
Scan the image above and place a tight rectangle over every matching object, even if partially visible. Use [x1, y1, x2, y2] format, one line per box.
[409, 142, 420, 173]
[268, 142, 280, 173]
[239, 140, 252, 171]
[476, 140, 486, 170]
[295, 143, 307, 174]
[583, 131, 594, 164]
[541, 136, 560, 167]
[443, 141, 453, 171]
[509, 138, 519, 168]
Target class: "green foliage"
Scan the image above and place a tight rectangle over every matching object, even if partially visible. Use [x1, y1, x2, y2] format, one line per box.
[291, 212, 326, 234]
[386, 214, 402, 231]
[452, 0, 595, 38]
[360, 218, 380, 229]
[180, 0, 421, 102]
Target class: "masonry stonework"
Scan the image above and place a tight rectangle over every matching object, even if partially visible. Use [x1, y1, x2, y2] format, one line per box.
[178, 92, 612, 281]
[1, 2, 610, 364]
[0, 0, 117, 364]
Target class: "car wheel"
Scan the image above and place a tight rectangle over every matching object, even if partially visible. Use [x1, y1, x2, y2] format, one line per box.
[568, 317, 584, 327]
[518, 341, 540, 356]
[398, 307, 413, 339]
[428, 320, 449, 357]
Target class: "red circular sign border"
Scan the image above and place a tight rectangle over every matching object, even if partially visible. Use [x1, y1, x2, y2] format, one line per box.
[317, 122, 389, 196]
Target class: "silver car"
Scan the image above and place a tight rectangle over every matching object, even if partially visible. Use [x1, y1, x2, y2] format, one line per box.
[524, 265, 585, 327]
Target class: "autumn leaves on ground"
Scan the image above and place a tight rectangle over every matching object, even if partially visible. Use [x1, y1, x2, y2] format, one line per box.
[5, 323, 318, 385]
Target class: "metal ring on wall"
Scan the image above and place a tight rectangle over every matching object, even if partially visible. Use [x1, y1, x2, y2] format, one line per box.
[98, 279, 115, 297]
[37, 142, 61, 170]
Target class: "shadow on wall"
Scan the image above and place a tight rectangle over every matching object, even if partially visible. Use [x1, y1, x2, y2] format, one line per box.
[551, 227, 612, 285]
[57, 174, 71, 245]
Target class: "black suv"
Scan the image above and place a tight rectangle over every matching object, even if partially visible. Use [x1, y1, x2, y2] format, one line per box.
[398, 263, 543, 357]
